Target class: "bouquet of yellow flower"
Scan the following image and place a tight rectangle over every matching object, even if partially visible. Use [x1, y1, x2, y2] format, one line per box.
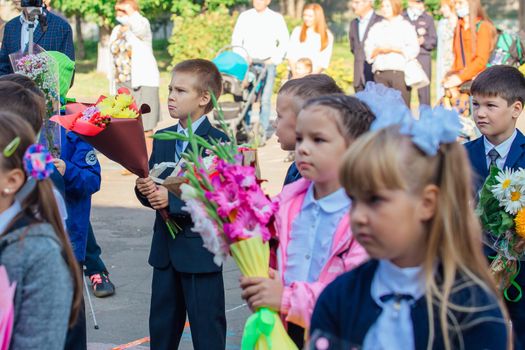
[477, 166, 525, 302]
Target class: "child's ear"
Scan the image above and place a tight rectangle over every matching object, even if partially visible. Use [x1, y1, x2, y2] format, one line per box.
[419, 184, 439, 222]
[199, 90, 211, 109]
[5, 168, 25, 194]
[511, 101, 524, 120]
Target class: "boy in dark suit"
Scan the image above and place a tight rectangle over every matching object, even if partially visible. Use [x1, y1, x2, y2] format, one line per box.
[465, 65, 525, 348]
[135, 59, 227, 350]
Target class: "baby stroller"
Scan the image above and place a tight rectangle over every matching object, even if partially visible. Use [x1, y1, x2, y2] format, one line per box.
[212, 46, 267, 142]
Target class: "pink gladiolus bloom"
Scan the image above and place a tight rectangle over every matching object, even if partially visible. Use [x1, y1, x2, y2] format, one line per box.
[223, 207, 272, 242]
[206, 182, 243, 218]
[247, 188, 279, 224]
[217, 161, 257, 189]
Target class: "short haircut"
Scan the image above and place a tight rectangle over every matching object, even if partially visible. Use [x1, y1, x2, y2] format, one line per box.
[471, 65, 525, 105]
[172, 59, 223, 114]
[0, 81, 46, 133]
[386, 0, 403, 16]
[303, 94, 376, 140]
[279, 74, 343, 113]
[0, 73, 45, 99]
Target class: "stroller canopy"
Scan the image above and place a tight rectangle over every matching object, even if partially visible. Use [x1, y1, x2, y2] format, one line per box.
[213, 51, 249, 83]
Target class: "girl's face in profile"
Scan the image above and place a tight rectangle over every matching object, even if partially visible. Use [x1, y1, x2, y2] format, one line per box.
[295, 106, 348, 185]
[302, 9, 315, 28]
[349, 185, 436, 268]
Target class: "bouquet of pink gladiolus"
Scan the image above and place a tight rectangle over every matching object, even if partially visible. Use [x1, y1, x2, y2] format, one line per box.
[0, 266, 16, 350]
[153, 97, 297, 350]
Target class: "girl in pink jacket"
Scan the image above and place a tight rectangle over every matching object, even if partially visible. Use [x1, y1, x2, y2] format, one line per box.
[240, 94, 375, 347]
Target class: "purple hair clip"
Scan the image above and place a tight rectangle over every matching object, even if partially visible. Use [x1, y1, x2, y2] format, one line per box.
[23, 144, 54, 181]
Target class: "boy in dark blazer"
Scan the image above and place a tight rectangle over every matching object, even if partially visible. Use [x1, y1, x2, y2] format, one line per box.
[135, 59, 227, 350]
[465, 65, 525, 348]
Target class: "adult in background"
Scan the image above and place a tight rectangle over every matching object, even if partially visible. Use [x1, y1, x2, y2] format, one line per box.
[108, 0, 160, 157]
[231, 0, 289, 141]
[365, 0, 419, 105]
[0, 0, 74, 75]
[403, 0, 437, 106]
[443, 0, 495, 90]
[287, 4, 333, 76]
[435, 0, 457, 100]
[349, 0, 382, 92]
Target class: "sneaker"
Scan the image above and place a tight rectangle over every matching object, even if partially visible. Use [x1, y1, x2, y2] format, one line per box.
[89, 273, 115, 298]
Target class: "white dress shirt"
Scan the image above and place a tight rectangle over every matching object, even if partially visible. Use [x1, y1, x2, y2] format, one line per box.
[483, 130, 517, 169]
[287, 27, 334, 71]
[364, 16, 420, 73]
[358, 10, 374, 42]
[231, 8, 289, 64]
[175, 115, 207, 162]
[19, 14, 39, 52]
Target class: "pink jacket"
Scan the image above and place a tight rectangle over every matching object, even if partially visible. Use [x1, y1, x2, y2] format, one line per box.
[274, 178, 368, 329]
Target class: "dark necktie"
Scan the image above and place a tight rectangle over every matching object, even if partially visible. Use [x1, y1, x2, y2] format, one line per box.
[488, 148, 500, 168]
[175, 130, 185, 162]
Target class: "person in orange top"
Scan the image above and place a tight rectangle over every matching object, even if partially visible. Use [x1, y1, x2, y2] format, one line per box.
[443, 0, 495, 89]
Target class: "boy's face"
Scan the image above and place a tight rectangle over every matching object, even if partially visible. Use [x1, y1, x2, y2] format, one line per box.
[275, 93, 299, 151]
[168, 71, 208, 124]
[472, 94, 523, 145]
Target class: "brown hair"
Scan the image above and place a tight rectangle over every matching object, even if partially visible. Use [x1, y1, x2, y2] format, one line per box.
[0, 113, 82, 326]
[0, 74, 46, 100]
[459, 0, 496, 55]
[302, 94, 375, 141]
[172, 59, 223, 114]
[116, 0, 139, 11]
[300, 4, 330, 51]
[279, 74, 343, 114]
[471, 65, 525, 105]
[0, 81, 46, 134]
[340, 126, 509, 350]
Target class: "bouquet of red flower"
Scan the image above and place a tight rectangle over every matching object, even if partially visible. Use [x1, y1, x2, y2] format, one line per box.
[51, 87, 178, 236]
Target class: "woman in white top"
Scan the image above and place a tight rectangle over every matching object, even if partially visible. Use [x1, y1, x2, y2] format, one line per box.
[287, 3, 334, 75]
[364, 0, 419, 105]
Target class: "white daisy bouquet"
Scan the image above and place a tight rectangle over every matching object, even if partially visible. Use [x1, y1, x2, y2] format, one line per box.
[477, 166, 525, 302]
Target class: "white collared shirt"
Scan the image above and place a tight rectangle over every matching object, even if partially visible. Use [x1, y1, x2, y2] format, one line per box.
[284, 184, 350, 285]
[231, 8, 289, 64]
[358, 10, 374, 42]
[175, 116, 207, 161]
[483, 130, 517, 169]
[19, 14, 39, 52]
[363, 260, 424, 350]
[287, 27, 334, 71]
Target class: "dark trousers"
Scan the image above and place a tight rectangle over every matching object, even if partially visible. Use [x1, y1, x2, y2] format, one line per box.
[373, 70, 410, 106]
[288, 323, 305, 349]
[150, 266, 226, 350]
[84, 223, 107, 276]
[64, 279, 86, 350]
[411, 54, 432, 106]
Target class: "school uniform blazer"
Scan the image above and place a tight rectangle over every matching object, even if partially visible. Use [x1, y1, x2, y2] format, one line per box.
[0, 10, 75, 75]
[311, 260, 508, 350]
[349, 13, 383, 90]
[465, 130, 525, 193]
[465, 130, 525, 347]
[135, 117, 228, 273]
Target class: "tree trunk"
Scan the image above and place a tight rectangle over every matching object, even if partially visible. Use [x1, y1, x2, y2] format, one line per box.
[286, 0, 296, 18]
[295, 0, 305, 19]
[75, 13, 85, 60]
[96, 25, 111, 74]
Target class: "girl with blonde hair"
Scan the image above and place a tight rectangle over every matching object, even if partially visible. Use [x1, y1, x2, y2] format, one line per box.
[310, 84, 509, 350]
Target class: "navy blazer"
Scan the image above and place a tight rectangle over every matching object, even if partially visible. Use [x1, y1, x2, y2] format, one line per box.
[465, 130, 525, 194]
[465, 130, 525, 348]
[349, 13, 383, 90]
[283, 161, 301, 186]
[136, 118, 228, 273]
[311, 260, 508, 350]
[0, 10, 74, 75]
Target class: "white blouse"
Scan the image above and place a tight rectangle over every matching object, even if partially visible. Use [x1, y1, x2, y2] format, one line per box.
[287, 26, 334, 71]
[364, 16, 420, 73]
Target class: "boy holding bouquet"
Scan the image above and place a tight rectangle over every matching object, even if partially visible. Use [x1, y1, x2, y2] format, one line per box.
[135, 59, 228, 350]
[465, 65, 525, 348]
